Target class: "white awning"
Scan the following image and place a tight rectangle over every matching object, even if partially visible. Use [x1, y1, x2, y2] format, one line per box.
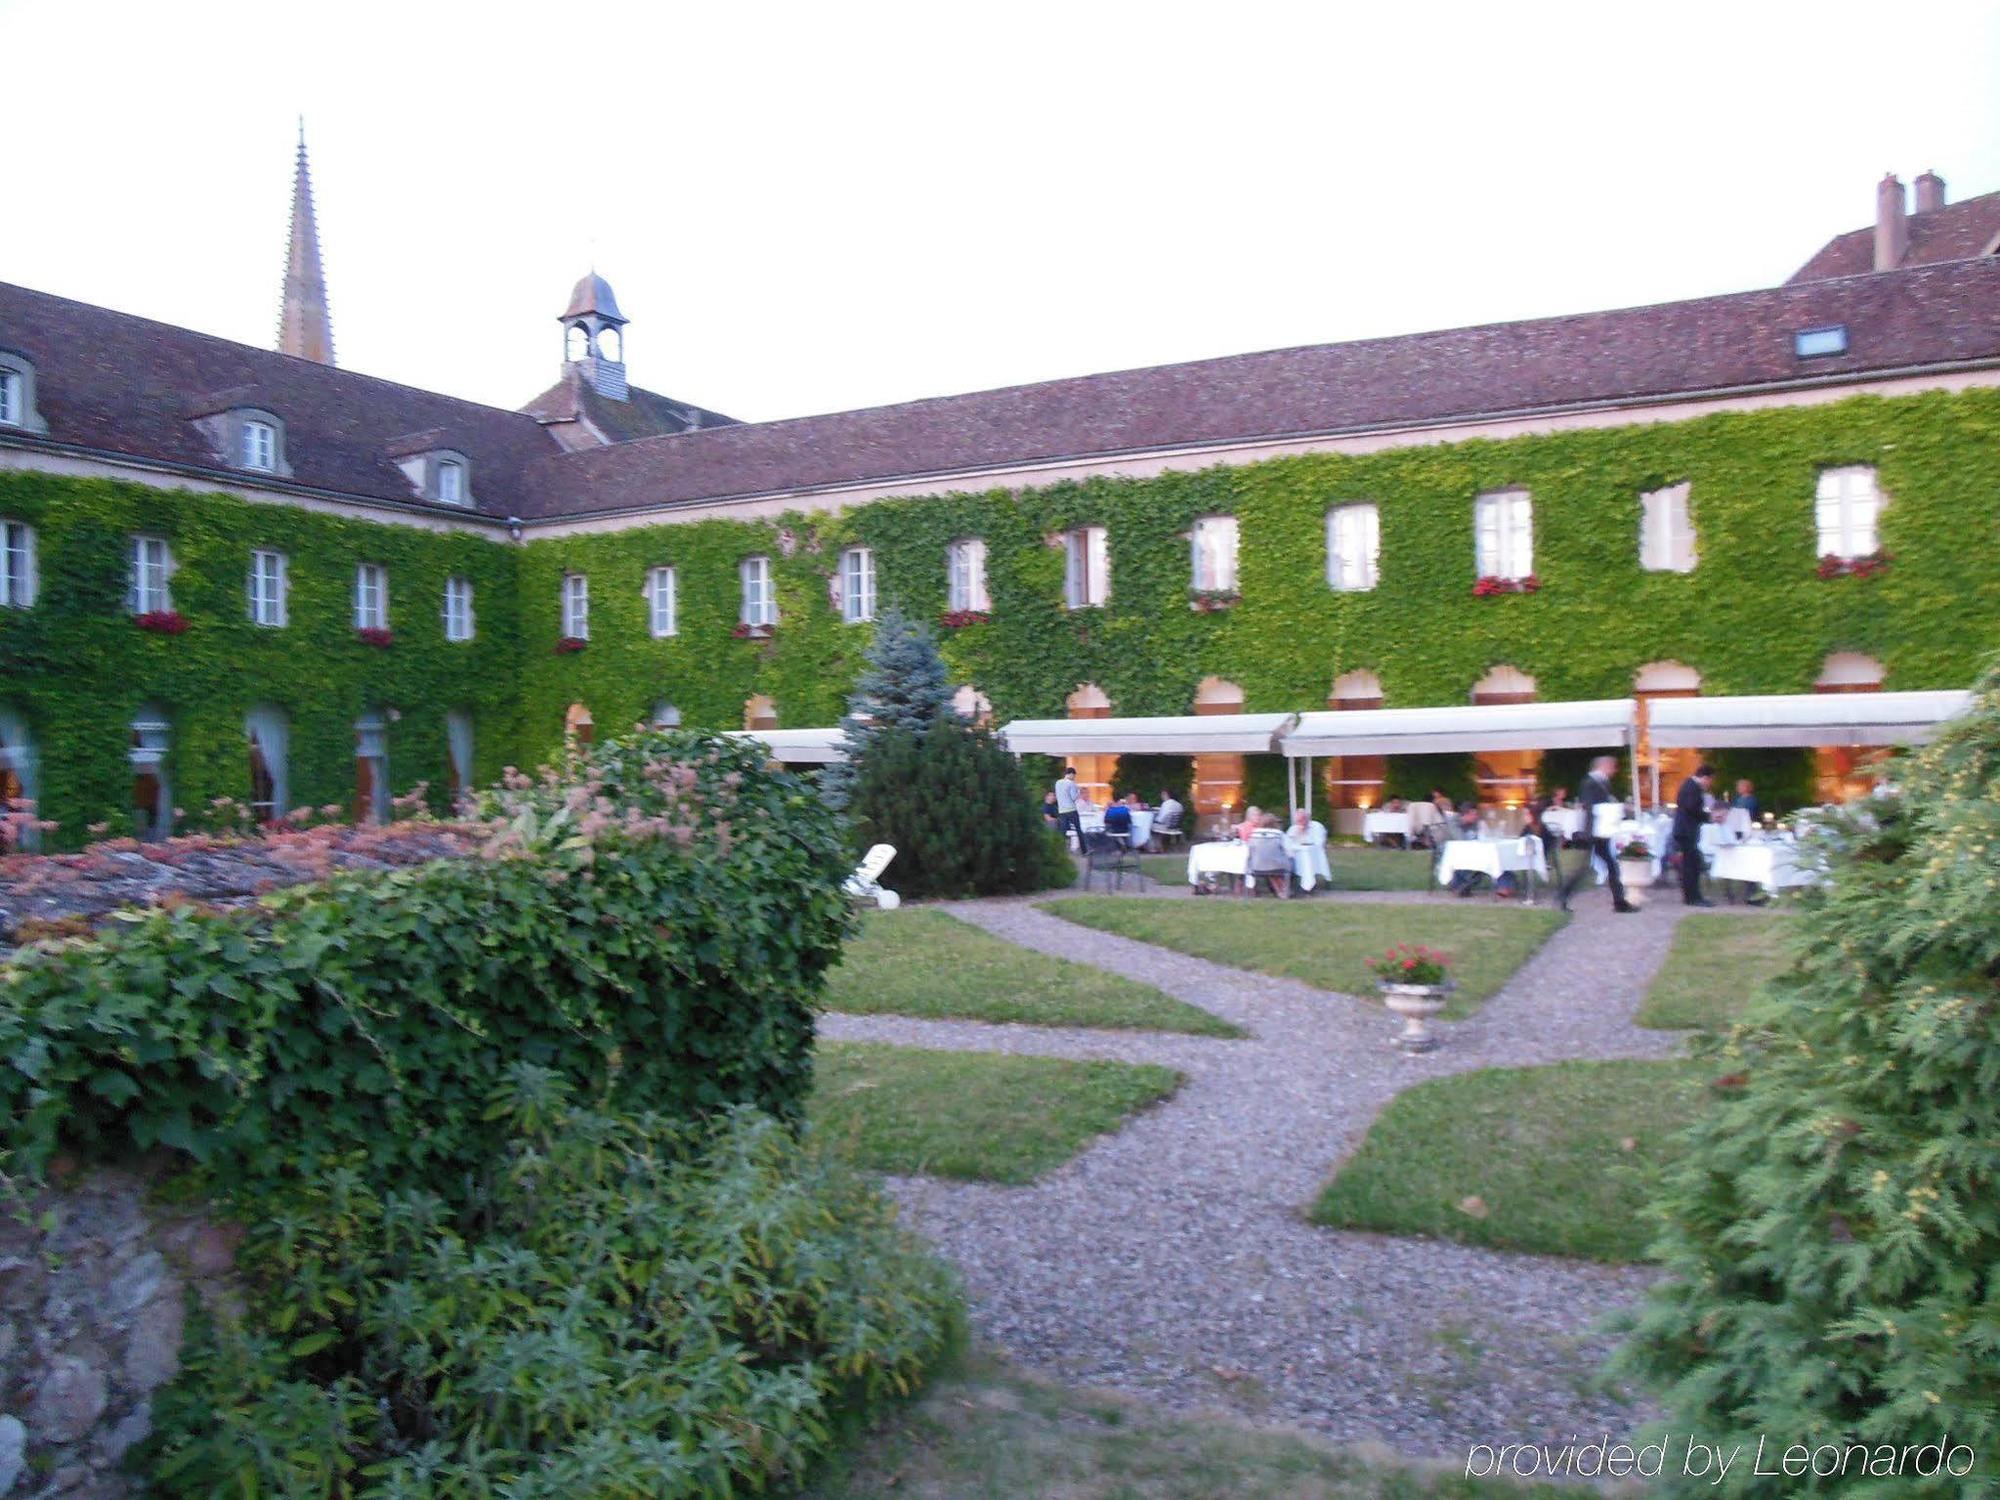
[725, 727, 847, 764]
[1649, 691, 1971, 749]
[998, 712, 1297, 756]
[1283, 699, 1636, 757]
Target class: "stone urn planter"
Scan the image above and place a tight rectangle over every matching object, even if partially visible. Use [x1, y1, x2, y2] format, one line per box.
[1618, 851, 1655, 904]
[1377, 981, 1454, 1054]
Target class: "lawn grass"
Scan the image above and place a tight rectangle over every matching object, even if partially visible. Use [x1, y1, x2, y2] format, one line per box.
[1036, 898, 1564, 1019]
[1638, 911, 1801, 1030]
[1113, 846, 1434, 892]
[825, 908, 1240, 1037]
[1310, 1059, 1708, 1262]
[809, 1041, 1182, 1184]
[801, 1346, 1572, 1499]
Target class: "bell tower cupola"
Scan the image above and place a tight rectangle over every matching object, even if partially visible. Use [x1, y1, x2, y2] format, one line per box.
[560, 272, 629, 401]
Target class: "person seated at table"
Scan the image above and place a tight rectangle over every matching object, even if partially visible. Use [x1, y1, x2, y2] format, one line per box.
[1421, 789, 1457, 849]
[1234, 804, 1263, 843]
[1285, 807, 1331, 890]
[1152, 789, 1183, 849]
[1445, 801, 1492, 896]
[1406, 796, 1442, 848]
[1548, 786, 1569, 810]
[1497, 800, 1553, 900]
[1730, 779, 1759, 820]
[1103, 795, 1134, 840]
[1041, 789, 1060, 826]
[1245, 813, 1293, 898]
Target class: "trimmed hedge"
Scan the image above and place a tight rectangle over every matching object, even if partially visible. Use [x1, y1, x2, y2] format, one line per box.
[0, 730, 849, 1192]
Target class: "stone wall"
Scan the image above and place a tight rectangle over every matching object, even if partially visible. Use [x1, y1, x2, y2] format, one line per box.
[0, 1166, 238, 1498]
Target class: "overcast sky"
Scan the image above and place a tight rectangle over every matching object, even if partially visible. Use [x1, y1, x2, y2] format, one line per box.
[6, 0, 1999, 423]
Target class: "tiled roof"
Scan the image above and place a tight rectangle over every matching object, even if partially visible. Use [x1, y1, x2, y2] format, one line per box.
[519, 365, 739, 443]
[1789, 189, 2000, 282]
[0, 280, 559, 518]
[516, 255, 2000, 519]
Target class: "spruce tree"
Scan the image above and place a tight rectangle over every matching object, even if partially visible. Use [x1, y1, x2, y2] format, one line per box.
[1616, 665, 2000, 1496]
[821, 605, 955, 810]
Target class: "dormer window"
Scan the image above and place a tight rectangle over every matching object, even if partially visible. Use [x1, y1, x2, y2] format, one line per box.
[386, 438, 474, 505]
[0, 353, 48, 433]
[437, 459, 466, 505]
[242, 419, 278, 471]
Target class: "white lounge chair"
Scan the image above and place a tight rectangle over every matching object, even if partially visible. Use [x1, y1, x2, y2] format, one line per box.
[843, 843, 901, 909]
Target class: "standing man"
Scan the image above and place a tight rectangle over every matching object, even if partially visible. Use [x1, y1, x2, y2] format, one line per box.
[1676, 762, 1718, 907]
[1053, 766, 1082, 845]
[1558, 754, 1637, 914]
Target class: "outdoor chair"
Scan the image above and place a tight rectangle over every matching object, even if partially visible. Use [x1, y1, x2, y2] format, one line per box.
[1151, 806, 1186, 853]
[843, 843, 901, 909]
[1083, 827, 1145, 893]
[1243, 828, 1292, 898]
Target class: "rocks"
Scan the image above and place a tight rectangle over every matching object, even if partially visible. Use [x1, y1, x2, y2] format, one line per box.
[0, 1169, 238, 1499]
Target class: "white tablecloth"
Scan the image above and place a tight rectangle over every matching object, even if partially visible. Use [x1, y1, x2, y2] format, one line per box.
[1080, 809, 1155, 848]
[1436, 837, 1549, 888]
[1709, 839, 1817, 891]
[1362, 811, 1411, 842]
[1187, 839, 1331, 889]
[1543, 807, 1583, 839]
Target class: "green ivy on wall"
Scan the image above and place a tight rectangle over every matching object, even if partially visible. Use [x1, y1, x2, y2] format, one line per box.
[7, 387, 2000, 847]
[0, 473, 521, 846]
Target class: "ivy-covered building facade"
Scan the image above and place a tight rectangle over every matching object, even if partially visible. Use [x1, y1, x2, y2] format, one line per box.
[4, 160, 2000, 845]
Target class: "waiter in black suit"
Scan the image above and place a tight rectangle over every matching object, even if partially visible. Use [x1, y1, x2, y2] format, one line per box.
[1674, 763, 1718, 906]
[1557, 754, 1636, 913]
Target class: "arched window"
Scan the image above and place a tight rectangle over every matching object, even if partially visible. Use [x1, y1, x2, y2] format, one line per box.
[565, 702, 595, 745]
[131, 705, 172, 840]
[1814, 653, 1889, 802]
[952, 685, 993, 725]
[244, 705, 289, 824]
[0, 704, 38, 850]
[652, 701, 682, 729]
[1633, 663, 1701, 810]
[445, 710, 474, 807]
[1064, 683, 1115, 806]
[1331, 669, 1384, 707]
[1470, 664, 1538, 704]
[1191, 678, 1247, 817]
[744, 694, 778, 731]
[1470, 666, 1538, 807]
[598, 325, 622, 363]
[1815, 652, 1885, 693]
[566, 324, 591, 362]
[1325, 670, 1386, 810]
[355, 712, 389, 825]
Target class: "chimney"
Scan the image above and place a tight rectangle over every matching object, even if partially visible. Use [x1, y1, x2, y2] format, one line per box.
[1913, 169, 1947, 214]
[1874, 172, 1908, 271]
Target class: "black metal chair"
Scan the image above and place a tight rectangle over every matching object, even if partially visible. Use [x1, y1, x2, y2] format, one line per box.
[1084, 828, 1145, 892]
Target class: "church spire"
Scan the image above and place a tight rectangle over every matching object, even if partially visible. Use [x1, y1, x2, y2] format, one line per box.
[278, 120, 335, 365]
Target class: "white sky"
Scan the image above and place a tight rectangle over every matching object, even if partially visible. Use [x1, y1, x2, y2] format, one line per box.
[5, 0, 1999, 423]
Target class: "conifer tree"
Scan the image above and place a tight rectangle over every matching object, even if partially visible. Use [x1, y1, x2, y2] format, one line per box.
[821, 605, 955, 810]
[1617, 665, 2000, 1496]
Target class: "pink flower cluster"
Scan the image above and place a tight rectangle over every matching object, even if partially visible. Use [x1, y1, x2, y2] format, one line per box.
[134, 610, 189, 635]
[1472, 575, 1540, 597]
[938, 609, 991, 629]
[355, 626, 395, 647]
[1818, 550, 1893, 580]
[1364, 943, 1452, 986]
[554, 636, 588, 654]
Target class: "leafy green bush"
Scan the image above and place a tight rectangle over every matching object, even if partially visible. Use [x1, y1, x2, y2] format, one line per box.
[1615, 665, 2000, 1495]
[143, 1073, 958, 1496]
[0, 729, 849, 1192]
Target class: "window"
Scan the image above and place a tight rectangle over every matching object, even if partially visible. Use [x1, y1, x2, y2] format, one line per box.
[1191, 516, 1238, 593]
[838, 547, 876, 624]
[436, 459, 466, 505]
[1063, 526, 1109, 609]
[0, 369, 18, 427]
[443, 575, 475, 642]
[652, 701, 682, 728]
[247, 549, 288, 627]
[354, 713, 389, 824]
[646, 566, 677, 637]
[0, 706, 38, 850]
[1474, 489, 1533, 580]
[561, 573, 589, 639]
[1326, 504, 1380, 591]
[130, 707, 172, 840]
[242, 419, 278, 472]
[445, 710, 474, 804]
[1795, 325, 1849, 358]
[1, 521, 35, 608]
[353, 563, 388, 630]
[947, 538, 990, 612]
[740, 555, 776, 627]
[1816, 466, 1884, 559]
[1639, 482, 1696, 573]
[128, 536, 172, 614]
[244, 706, 288, 823]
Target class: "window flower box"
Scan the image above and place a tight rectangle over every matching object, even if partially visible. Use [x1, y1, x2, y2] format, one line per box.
[1818, 550, 1893, 580]
[732, 622, 774, 640]
[1472, 574, 1540, 597]
[1189, 589, 1240, 613]
[134, 610, 189, 635]
[355, 626, 395, 648]
[554, 636, 588, 654]
[939, 609, 991, 629]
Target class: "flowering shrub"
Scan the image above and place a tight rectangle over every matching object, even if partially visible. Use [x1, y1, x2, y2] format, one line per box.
[553, 634, 588, 653]
[1364, 943, 1452, 987]
[354, 625, 394, 647]
[938, 608, 991, 629]
[1189, 588, 1240, 612]
[1472, 574, 1540, 597]
[731, 621, 773, 638]
[134, 609, 188, 635]
[1817, 549, 1894, 579]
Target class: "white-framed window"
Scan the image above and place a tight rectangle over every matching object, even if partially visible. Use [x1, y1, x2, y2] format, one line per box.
[443, 575, 475, 642]
[1326, 504, 1380, 592]
[740, 555, 776, 627]
[1816, 466, 1884, 559]
[247, 548, 288, 626]
[353, 563, 388, 630]
[1191, 515, 1238, 593]
[1, 520, 36, 608]
[1474, 489, 1533, 580]
[1063, 525, 1110, 609]
[947, 538, 990, 612]
[561, 572, 589, 639]
[242, 419, 278, 472]
[128, 535, 173, 614]
[436, 459, 466, 505]
[1639, 482, 1697, 573]
[646, 566, 678, 637]
[244, 705, 289, 822]
[0, 369, 19, 428]
[838, 547, 876, 624]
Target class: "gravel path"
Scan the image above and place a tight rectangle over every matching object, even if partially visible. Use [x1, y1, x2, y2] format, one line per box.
[817, 882, 1700, 1459]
